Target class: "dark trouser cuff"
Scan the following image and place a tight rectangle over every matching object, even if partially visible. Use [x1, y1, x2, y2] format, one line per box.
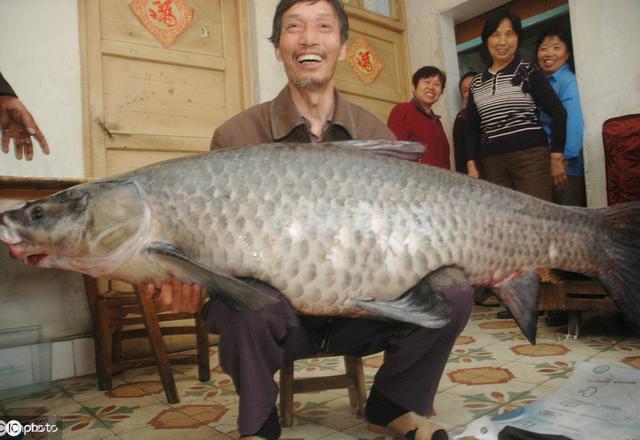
[365, 385, 408, 426]
[250, 407, 280, 440]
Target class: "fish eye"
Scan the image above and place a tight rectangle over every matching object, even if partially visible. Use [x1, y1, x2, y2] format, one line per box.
[31, 206, 44, 221]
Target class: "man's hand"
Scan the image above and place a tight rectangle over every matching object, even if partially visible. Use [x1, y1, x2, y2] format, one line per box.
[140, 276, 204, 314]
[0, 95, 49, 161]
[467, 160, 480, 179]
[550, 152, 567, 193]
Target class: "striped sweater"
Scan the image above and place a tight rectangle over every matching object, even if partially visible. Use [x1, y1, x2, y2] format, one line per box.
[464, 55, 566, 160]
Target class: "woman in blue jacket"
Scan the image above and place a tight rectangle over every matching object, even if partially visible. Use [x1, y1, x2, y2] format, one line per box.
[537, 27, 586, 206]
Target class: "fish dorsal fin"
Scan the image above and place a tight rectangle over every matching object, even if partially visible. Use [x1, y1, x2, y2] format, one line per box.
[495, 271, 541, 345]
[325, 139, 425, 162]
[144, 242, 278, 311]
[354, 266, 465, 328]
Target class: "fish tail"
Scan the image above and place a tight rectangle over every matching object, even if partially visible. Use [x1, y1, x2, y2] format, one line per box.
[594, 201, 640, 334]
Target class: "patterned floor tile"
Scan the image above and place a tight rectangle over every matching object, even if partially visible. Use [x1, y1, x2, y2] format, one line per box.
[283, 395, 363, 431]
[81, 388, 162, 410]
[0, 386, 77, 414]
[448, 365, 516, 387]
[46, 402, 115, 439]
[150, 374, 238, 408]
[432, 391, 487, 428]
[4, 307, 634, 438]
[55, 375, 128, 405]
[118, 424, 232, 439]
[586, 351, 640, 369]
[100, 403, 183, 435]
[501, 359, 574, 385]
[279, 418, 338, 439]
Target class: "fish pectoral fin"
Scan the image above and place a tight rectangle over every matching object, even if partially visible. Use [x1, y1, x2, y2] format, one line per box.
[495, 271, 541, 345]
[325, 139, 425, 161]
[144, 243, 278, 311]
[354, 267, 464, 328]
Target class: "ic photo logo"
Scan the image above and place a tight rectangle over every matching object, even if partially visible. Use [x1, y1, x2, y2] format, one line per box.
[0, 419, 23, 437]
[1, 418, 59, 437]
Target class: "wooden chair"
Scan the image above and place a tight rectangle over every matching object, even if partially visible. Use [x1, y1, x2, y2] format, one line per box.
[279, 353, 367, 427]
[538, 269, 616, 337]
[84, 277, 210, 404]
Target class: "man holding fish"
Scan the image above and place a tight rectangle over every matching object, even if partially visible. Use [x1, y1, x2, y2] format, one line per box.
[142, 1, 470, 438]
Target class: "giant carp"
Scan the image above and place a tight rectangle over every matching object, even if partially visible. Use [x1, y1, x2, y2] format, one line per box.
[1, 141, 639, 343]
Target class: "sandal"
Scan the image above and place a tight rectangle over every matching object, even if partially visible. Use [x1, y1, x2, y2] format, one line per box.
[367, 412, 449, 440]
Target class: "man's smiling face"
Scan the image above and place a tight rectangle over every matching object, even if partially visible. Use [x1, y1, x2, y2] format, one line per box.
[275, 0, 347, 89]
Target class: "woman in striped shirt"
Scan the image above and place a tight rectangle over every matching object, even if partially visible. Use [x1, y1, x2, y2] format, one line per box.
[464, 9, 567, 202]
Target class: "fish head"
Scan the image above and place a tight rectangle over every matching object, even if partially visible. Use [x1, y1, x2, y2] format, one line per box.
[0, 180, 150, 276]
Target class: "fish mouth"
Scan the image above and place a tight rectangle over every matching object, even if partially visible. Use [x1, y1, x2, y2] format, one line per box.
[26, 253, 49, 266]
[4, 241, 49, 266]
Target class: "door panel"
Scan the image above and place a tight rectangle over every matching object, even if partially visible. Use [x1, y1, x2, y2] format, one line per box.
[83, 0, 248, 177]
[337, 3, 411, 125]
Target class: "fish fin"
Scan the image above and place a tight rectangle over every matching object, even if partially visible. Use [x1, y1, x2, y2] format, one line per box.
[325, 139, 425, 161]
[144, 243, 278, 311]
[354, 267, 464, 328]
[595, 202, 640, 335]
[495, 272, 540, 344]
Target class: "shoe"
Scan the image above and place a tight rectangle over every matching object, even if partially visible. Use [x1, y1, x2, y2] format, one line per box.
[367, 412, 449, 440]
[496, 310, 513, 319]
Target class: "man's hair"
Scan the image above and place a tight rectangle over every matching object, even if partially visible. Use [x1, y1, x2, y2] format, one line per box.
[536, 26, 575, 71]
[412, 66, 446, 89]
[481, 9, 522, 48]
[458, 71, 477, 95]
[269, 0, 349, 47]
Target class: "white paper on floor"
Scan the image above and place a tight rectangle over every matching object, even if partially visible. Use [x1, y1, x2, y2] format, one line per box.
[452, 361, 640, 440]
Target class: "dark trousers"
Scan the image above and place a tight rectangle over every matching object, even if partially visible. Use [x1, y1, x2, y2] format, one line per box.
[554, 175, 586, 207]
[480, 146, 553, 201]
[203, 281, 473, 435]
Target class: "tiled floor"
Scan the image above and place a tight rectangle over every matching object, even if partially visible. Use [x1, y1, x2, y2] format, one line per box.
[2, 305, 639, 439]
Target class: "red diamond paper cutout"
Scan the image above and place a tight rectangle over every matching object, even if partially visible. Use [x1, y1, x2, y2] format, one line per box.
[347, 36, 384, 85]
[129, 0, 195, 48]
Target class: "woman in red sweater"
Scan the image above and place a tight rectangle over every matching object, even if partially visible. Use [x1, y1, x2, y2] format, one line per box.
[387, 66, 450, 169]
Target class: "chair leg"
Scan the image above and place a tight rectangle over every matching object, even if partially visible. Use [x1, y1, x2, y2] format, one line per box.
[279, 360, 295, 427]
[136, 287, 179, 404]
[95, 299, 113, 391]
[112, 327, 123, 362]
[344, 356, 367, 418]
[195, 316, 210, 382]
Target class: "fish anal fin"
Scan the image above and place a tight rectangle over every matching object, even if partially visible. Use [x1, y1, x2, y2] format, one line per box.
[495, 271, 541, 345]
[143, 242, 278, 311]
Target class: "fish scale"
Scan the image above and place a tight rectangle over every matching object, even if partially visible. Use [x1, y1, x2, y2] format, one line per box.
[126, 144, 583, 313]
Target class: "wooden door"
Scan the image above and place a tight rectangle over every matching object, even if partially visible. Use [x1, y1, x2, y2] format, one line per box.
[81, 0, 250, 178]
[337, 1, 411, 123]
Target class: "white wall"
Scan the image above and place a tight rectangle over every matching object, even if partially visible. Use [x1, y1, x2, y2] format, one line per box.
[406, 0, 640, 207]
[569, 0, 640, 207]
[0, 0, 84, 178]
[0, 0, 91, 342]
[248, 0, 288, 103]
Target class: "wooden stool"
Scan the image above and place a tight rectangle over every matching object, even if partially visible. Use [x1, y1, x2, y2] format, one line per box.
[87, 280, 210, 404]
[538, 269, 616, 336]
[279, 354, 367, 427]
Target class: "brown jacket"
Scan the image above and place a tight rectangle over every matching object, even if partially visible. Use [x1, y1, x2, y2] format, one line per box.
[210, 86, 394, 149]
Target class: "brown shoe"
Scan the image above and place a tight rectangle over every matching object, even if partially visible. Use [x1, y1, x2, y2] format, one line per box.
[367, 412, 448, 439]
